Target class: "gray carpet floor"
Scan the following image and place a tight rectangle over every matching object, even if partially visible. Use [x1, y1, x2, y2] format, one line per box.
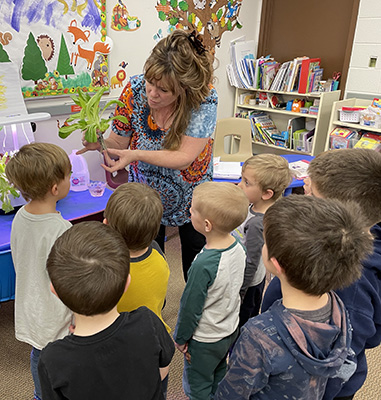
[1, 227, 380, 399]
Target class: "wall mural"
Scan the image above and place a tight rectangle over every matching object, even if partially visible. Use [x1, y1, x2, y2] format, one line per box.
[155, 0, 244, 54]
[0, 0, 109, 99]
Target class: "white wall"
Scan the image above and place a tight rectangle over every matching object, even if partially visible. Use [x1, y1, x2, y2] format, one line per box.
[26, 0, 262, 178]
[345, 0, 381, 99]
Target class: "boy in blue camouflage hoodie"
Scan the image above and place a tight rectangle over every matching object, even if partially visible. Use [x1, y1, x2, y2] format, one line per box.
[215, 195, 373, 400]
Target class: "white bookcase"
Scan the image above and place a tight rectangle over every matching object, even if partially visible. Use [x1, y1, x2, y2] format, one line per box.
[234, 88, 340, 156]
[326, 98, 381, 150]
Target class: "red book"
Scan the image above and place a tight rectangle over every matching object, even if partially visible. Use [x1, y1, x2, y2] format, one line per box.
[298, 58, 321, 94]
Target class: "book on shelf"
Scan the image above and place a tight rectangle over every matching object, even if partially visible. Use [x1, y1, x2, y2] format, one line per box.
[298, 58, 321, 94]
[260, 60, 279, 90]
[267, 93, 284, 109]
[249, 112, 280, 145]
[354, 133, 381, 150]
[270, 61, 290, 91]
[228, 38, 257, 89]
[286, 57, 309, 92]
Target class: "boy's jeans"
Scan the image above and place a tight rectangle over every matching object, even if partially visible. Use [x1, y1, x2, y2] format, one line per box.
[31, 347, 42, 400]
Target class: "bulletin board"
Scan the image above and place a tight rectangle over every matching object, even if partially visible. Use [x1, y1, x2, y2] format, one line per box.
[0, 0, 109, 99]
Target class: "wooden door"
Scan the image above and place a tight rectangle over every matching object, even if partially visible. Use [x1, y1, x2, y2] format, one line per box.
[257, 0, 360, 96]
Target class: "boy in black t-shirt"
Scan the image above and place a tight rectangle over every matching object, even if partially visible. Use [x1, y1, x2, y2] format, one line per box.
[38, 221, 174, 400]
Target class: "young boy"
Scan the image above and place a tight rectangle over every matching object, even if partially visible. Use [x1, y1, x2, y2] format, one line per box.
[104, 182, 170, 332]
[261, 149, 381, 400]
[215, 195, 374, 400]
[174, 181, 249, 400]
[38, 221, 175, 400]
[234, 154, 292, 327]
[5, 142, 73, 400]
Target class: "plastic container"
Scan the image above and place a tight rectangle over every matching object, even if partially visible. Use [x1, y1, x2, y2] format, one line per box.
[88, 180, 106, 197]
[68, 150, 90, 192]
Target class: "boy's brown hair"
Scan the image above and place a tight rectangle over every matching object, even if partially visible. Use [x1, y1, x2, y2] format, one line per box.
[308, 149, 381, 227]
[263, 195, 373, 296]
[5, 142, 71, 201]
[242, 154, 292, 201]
[192, 181, 249, 232]
[47, 221, 130, 316]
[104, 182, 163, 251]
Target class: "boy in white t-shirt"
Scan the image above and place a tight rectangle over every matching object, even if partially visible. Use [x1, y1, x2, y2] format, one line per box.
[6, 142, 73, 400]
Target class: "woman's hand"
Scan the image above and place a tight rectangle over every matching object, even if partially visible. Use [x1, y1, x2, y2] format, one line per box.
[101, 148, 136, 172]
[77, 138, 101, 155]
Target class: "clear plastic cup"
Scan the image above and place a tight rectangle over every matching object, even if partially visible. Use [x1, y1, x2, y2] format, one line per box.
[88, 181, 106, 197]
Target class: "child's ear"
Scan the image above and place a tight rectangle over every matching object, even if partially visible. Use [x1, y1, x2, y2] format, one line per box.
[103, 218, 108, 225]
[51, 183, 59, 197]
[262, 189, 274, 201]
[205, 218, 212, 233]
[270, 257, 284, 275]
[50, 282, 58, 297]
[124, 274, 131, 293]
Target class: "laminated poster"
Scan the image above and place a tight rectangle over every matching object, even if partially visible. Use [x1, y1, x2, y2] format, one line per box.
[0, 0, 109, 99]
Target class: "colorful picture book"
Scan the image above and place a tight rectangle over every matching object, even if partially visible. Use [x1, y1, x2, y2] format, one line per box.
[249, 112, 280, 145]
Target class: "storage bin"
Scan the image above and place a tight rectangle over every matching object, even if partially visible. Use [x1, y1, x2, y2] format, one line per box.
[0, 250, 15, 302]
[338, 108, 361, 123]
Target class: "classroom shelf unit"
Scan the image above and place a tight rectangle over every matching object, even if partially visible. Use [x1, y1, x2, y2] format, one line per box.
[326, 98, 381, 150]
[234, 88, 340, 156]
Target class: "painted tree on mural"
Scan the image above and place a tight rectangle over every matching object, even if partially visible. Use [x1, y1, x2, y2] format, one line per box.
[155, 0, 243, 51]
[21, 33, 47, 84]
[0, 44, 10, 63]
[56, 34, 75, 79]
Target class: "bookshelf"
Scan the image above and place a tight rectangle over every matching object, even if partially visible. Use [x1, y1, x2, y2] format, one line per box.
[233, 88, 340, 156]
[326, 98, 381, 150]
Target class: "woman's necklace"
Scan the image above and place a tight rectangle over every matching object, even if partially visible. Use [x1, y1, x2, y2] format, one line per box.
[151, 108, 174, 131]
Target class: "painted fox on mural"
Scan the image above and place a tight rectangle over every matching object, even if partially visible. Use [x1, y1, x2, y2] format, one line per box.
[67, 19, 110, 69]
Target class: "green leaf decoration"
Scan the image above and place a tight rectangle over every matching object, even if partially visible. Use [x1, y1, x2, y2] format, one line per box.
[237, 21, 243, 29]
[158, 11, 166, 21]
[216, 9, 223, 20]
[169, 17, 179, 25]
[170, 0, 178, 8]
[179, 1, 188, 11]
[160, 0, 167, 5]
[227, 19, 232, 31]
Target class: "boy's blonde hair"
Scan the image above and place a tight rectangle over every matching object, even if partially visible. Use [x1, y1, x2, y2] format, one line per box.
[5, 142, 71, 201]
[242, 154, 292, 201]
[308, 149, 381, 227]
[104, 182, 163, 251]
[192, 181, 249, 232]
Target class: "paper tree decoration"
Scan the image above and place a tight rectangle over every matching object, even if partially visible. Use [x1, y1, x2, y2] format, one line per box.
[155, 0, 243, 52]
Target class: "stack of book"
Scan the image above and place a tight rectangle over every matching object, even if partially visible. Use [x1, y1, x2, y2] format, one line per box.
[249, 112, 280, 145]
[228, 51, 330, 95]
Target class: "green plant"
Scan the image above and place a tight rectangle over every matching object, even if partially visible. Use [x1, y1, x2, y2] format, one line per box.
[0, 153, 19, 213]
[58, 87, 128, 150]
